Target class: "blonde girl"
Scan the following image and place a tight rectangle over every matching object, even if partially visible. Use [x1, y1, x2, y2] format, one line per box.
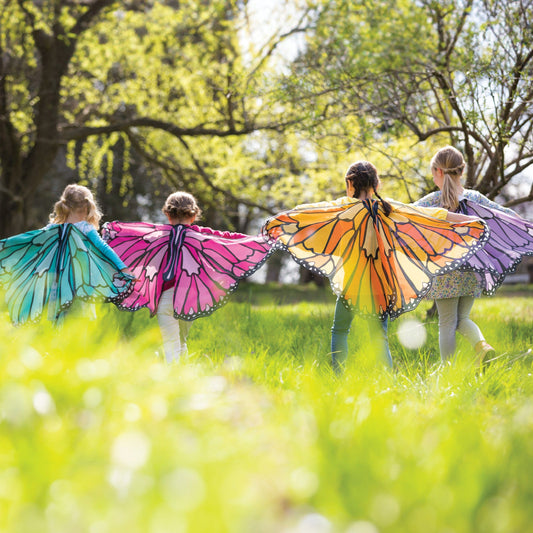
[414, 146, 519, 363]
[0, 184, 133, 325]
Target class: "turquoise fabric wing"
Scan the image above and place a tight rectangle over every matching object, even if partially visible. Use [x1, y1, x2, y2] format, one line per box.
[0, 224, 132, 325]
[0, 228, 57, 324]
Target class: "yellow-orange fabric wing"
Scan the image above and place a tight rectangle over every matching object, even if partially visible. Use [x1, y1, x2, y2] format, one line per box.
[263, 197, 488, 319]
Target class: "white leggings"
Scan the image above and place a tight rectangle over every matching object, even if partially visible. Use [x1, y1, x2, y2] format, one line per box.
[156, 289, 192, 363]
[436, 296, 485, 361]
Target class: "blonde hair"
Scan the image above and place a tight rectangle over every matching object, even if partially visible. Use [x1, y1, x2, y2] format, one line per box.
[162, 192, 202, 223]
[50, 184, 102, 229]
[430, 145, 466, 211]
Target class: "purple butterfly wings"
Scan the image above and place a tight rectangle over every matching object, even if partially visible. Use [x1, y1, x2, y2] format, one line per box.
[102, 221, 272, 320]
[457, 200, 533, 294]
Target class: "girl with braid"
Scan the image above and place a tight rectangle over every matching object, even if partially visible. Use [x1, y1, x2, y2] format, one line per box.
[263, 160, 488, 372]
[103, 191, 272, 363]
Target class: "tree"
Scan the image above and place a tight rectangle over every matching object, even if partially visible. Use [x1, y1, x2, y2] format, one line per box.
[282, 0, 533, 209]
[0, 0, 313, 237]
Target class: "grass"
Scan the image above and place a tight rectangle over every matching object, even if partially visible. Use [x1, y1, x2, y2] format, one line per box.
[0, 283, 532, 533]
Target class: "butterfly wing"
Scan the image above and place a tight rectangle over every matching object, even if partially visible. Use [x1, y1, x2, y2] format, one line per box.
[263, 197, 488, 319]
[59, 225, 134, 306]
[102, 221, 172, 314]
[0, 227, 60, 324]
[378, 202, 488, 317]
[0, 225, 133, 324]
[171, 226, 272, 320]
[455, 201, 533, 294]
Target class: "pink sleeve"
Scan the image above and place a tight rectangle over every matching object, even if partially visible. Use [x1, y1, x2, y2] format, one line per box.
[191, 224, 250, 240]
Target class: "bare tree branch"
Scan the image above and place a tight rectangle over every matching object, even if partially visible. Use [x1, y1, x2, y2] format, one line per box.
[126, 131, 275, 216]
[59, 115, 308, 141]
[71, 0, 116, 35]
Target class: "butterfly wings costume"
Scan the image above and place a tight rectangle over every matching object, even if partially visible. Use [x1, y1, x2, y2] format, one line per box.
[0, 224, 133, 325]
[455, 200, 533, 295]
[263, 197, 489, 320]
[101, 222, 272, 320]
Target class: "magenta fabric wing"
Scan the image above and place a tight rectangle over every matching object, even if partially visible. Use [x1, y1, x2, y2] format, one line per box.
[102, 221, 272, 319]
[456, 200, 533, 294]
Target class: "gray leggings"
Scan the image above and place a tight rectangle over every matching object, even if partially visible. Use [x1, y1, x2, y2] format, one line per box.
[435, 296, 485, 361]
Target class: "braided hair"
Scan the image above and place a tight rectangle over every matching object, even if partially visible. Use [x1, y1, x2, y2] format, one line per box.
[430, 146, 465, 211]
[49, 184, 102, 229]
[162, 192, 202, 223]
[345, 160, 392, 216]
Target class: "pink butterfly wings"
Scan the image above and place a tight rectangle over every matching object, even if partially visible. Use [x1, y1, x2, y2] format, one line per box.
[102, 221, 272, 319]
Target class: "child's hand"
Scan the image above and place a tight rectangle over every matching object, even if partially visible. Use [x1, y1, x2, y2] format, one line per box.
[121, 268, 139, 282]
[446, 212, 481, 223]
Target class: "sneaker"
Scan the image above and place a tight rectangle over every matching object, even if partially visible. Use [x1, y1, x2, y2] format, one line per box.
[475, 340, 495, 366]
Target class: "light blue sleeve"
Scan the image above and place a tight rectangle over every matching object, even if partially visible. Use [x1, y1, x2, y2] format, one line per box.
[412, 191, 441, 207]
[465, 190, 517, 216]
[85, 228, 128, 270]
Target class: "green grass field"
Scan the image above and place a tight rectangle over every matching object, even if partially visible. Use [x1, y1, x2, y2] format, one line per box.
[0, 283, 532, 533]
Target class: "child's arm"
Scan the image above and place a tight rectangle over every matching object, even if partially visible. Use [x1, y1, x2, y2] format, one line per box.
[445, 211, 480, 223]
[466, 190, 518, 216]
[85, 228, 129, 271]
[194, 225, 264, 241]
[412, 191, 440, 208]
[407, 204, 480, 224]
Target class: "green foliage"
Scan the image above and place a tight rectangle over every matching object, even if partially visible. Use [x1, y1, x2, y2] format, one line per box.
[0, 286, 532, 532]
[284, 0, 533, 201]
[1, 0, 324, 234]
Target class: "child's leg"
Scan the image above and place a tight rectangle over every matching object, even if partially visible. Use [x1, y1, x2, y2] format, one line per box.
[435, 297, 460, 361]
[456, 296, 484, 347]
[379, 317, 393, 368]
[331, 298, 354, 372]
[156, 289, 185, 363]
[178, 318, 192, 355]
[365, 317, 392, 368]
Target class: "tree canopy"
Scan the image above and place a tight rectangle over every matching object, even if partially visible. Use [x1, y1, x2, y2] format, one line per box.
[282, 0, 533, 210]
[1, 0, 531, 239]
[0, 0, 316, 236]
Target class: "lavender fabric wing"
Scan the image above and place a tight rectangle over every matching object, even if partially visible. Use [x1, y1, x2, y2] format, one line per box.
[456, 200, 533, 294]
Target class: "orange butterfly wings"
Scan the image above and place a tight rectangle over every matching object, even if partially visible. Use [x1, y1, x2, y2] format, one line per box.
[264, 198, 488, 319]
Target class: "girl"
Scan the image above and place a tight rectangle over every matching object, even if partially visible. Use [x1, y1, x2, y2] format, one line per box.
[263, 160, 488, 372]
[0, 184, 133, 325]
[102, 191, 272, 363]
[414, 146, 533, 364]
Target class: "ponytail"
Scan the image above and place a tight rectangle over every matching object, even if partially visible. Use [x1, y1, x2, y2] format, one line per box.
[430, 146, 465, 211]
[440, 172, 460, 211]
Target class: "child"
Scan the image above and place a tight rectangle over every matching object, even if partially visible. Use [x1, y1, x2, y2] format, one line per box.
[0, 184, 133, 325]
[263, 160, 488, 372]
[102, 191, 272, 363]
[414, 145, 533, 364]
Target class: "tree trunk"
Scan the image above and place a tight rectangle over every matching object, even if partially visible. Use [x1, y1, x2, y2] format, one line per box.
[265, 250, 283, 283]
[299, 265, 326, 287]
[0, 164, 27, 237]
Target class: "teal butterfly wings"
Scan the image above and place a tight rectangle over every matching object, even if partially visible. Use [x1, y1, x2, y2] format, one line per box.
[0, 224, 133, 325]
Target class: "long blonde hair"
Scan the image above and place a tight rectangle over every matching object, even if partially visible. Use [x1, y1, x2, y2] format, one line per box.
[430, 146, 465, 211]
[49, 184, 102, 229]
[162, 192, 202, 223]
